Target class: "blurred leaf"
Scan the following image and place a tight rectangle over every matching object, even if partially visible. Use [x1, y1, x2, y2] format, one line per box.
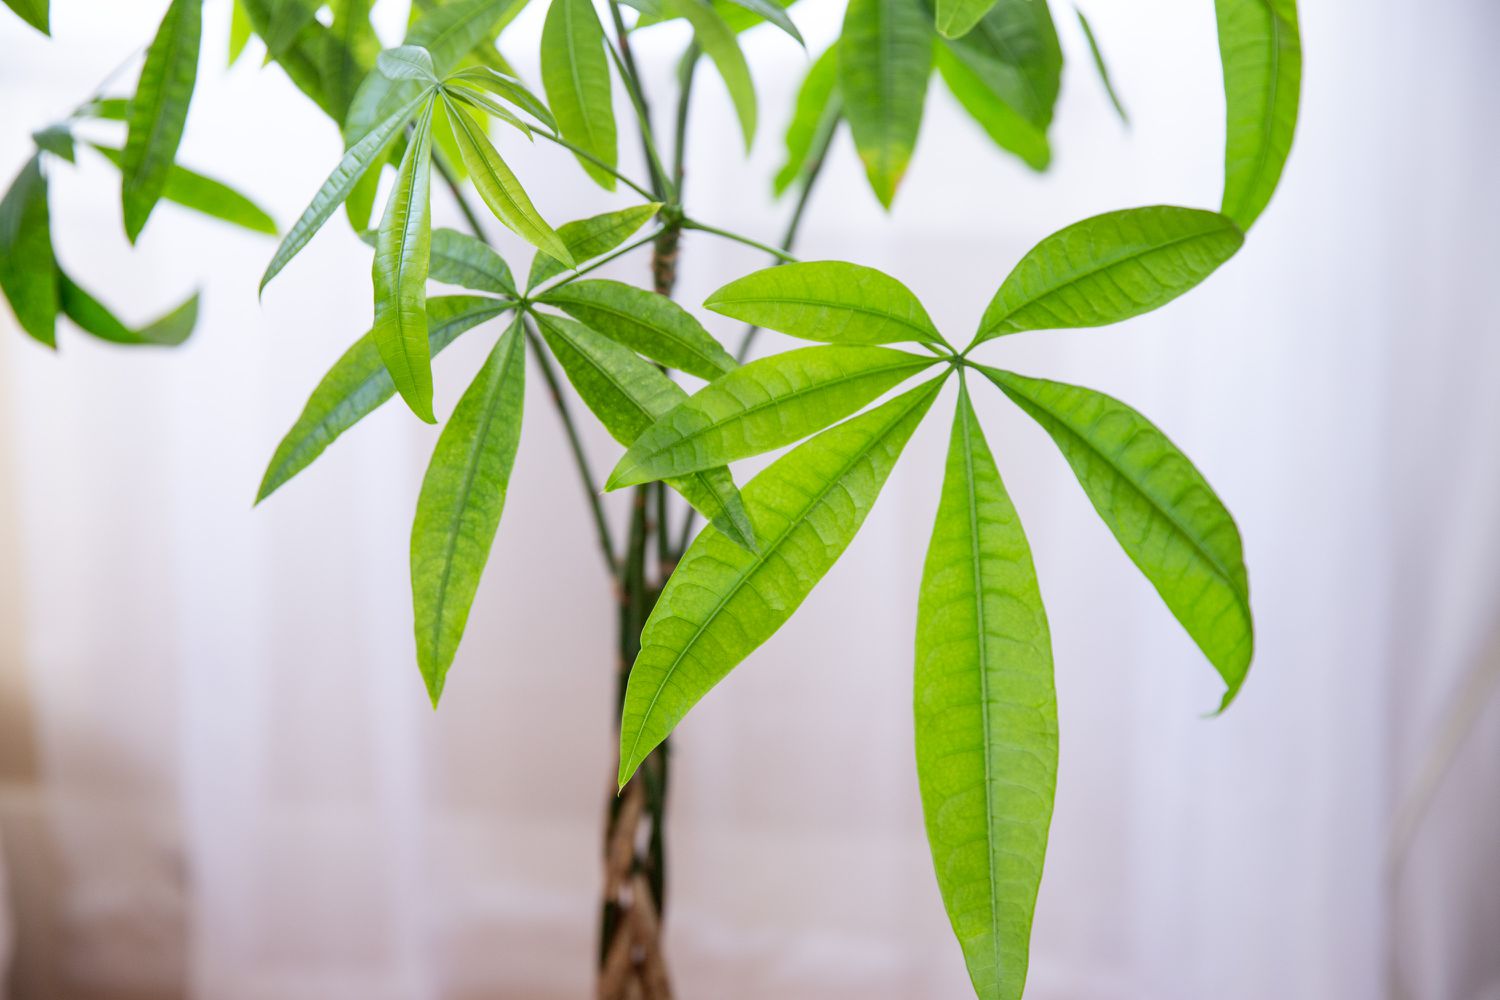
[58, 272, 198, 347]
[2, 0, 48, 34]
[412, 318, 526, 704]
[31, 125, 75, 163]
[607, 344, 938, 488]
[1075, 6, 1128, 124]
[671, 0, 757, 150]
[324, 0, 380, 114]
[430, 228, 518, 296]
[839, 0, 931, 207]
[916, 381, 1055, 1000]
[719, 0, 801, 43]
[942, 0, 1061, 131]
[541, 0, 618, 189]
[1216, 0, 1300, 228]
[122, 0, 204, 243]
[91, 143, 277, 236]
[446, 85, 538, 138]
[379, 44, 439, 82]
[617, 377, 943, 785]
[262, 0, 320, 57]
[229, 0, 253, 65]
[934, 0, 994, 40]
[982, 367, 1253, 709]
[0, 155, 58, 347]
[773, 45, 839, 197]
[540, 278, 736, 380]
[973, 206, 1243, 345]
[527, 203, 661, 288]
[935, 43, 1048, 171]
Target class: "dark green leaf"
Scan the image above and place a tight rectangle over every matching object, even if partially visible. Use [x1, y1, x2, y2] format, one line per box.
[773, 45, 839, 197]
[1075, 6, 1128, 124]
[2, 0, 48, 34]
[122, 0, 204, 243]
[540, 278, 736, 380]
[324, 0, 380, 115]
[446, 85, 537, 138]
[0, 156, 57, 347]
[407, 0, 524, 73]
[719, 0, 802, 44]
[839, 0, 931, 207]
[1216, 0, 1301, 229]
[31, 125, 75, 163]
[430, 228, 517, 296]
[541, 0, 618, 189]
[942, 0, 1061, 131]
[671, 0, 758, 150]
[527, 203, 661, 288]
[58, 272, 198, 347]
[91, 143, 276, 236]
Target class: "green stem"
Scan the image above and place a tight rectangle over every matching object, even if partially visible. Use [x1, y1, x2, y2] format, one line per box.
[531, 229, 665, 296]
[533, 128, 657, 201]
[671, 45, 699, 191]
[682, 218, 799, 262]
[605, 0, 673, 200]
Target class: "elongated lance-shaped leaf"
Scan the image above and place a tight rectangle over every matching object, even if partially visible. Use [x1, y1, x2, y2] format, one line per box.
[58, 272, 198, 347]
[442, 96, 573, 265]
[90, 144, 276, 235]
[607, 344, 939, 488]
[3, 0, 48, 34]
[1216, 0, 1300, 229]
[408, 0, 524, 73]
[839, 0, 931, 207]
[527, 203, 661, 288]
[705, 261, 946, 347]
[372, 103, 437, 422]
[535, 315, 756, 550]
[973, 206, 1244, 345]
[935, 44, 1048, 171]
[447, 86, 537, 139]
[430, 229, 517, 296]
[774, 45, 840, 197]
[619, 376, 944, 785]
[540, 279, 736, 380]
[258, 296, 511, 503]
[1075, 6, 1128, 124]
[122, 0, 204, 244]
[943, 0, 1061, 131]
[0, 155, 58, 347]
[981, 367, 1253, 709]
[541, 0, 618, 189]
[448, 67, 558, 131]
[412, 318, 526, 704]
[916, 382, 1055, 1000]
[719, 0, 802, 44]
[935, 0, 994, 40]
[263, 89, 433, 292]
[379, 45, 439, 82]
[324, 0, 379, 115]
[672, 0, 758, 150]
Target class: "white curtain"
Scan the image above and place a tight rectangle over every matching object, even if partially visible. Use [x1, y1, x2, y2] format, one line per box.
[1, 1, 1498, 998]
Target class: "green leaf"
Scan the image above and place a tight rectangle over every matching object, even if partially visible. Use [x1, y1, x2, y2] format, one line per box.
[671, 0, 758, 150]
[441, 96, 573, 265]
[90, 144, 276, 236]
[773, 44, 840, 197]
[430, 228, 517, 296]
[262, 0, 320, 58]
[412, 318, 526, 704]
[838, 0, 931, 207]
[540, 279, 736, 380]
[973, 206, 1244, 345]
[607, 344, 938, 488]
[916, 381, 1055, 1000]
[982, 367, 1253, 709]
[618, 376, 943, 785]
[1075, 5, 1128, 125]
[535, 314, 756, 550]
[407, 0, 524, 73]
[372, 103, 437, 422]
[541, 0, 618, 190]
[229, 0, 252, 64]
[719, 0, 802, 44]
[941, 0, 1061, 132]
[1215, 0, 1301, 229]
[527, 203, 661, 288]
[122, 0, 204, 243]
[934, 45, 1048, 170]
[446, 85, 538, 139]
[447, 67, 558, 131]
[704, 260, 945, 347]
[58, 272, 198, 347]
[324, 0, 380, 115]
[2, 0, 48, 34]
[935, 0, 994, 41]
[31, 125, 75, 163]
[258, 295, 510, 503]
[0, 155, 58, 348]
[378, 45, 439, 82]
[262, 88, 432, 292]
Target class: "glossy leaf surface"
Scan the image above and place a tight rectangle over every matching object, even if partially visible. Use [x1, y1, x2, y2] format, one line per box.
[935, 45, 1047, 171]
[720, 0, 802, 44]
[541, 0, 618, 189]
[407, 0, 523, 72]
[122, 0, 204, 243]
[372, 105, 437, 422]
[58, 273, 198, 347]
[839, 0, 931, 207]
[527, 203, 661, 288]
[0, 155, 57, 347]
[540, 279, 736, 380]
[378, 45, 439, 82]
[324, 0, 379, 115]
[430, 228, 517, 296]
[1216, 0, 1300, 229]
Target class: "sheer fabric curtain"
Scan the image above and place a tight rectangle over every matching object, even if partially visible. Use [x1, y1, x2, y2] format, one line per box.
[1, 1, 1498, 998]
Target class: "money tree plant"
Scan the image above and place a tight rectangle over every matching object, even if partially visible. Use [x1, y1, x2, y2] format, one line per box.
[0, 0, 1301, 996]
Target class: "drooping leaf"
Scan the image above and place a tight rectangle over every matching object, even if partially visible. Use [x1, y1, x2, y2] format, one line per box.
[372, 103, 438, 422]
[942, 0, 1061, 132]
[671, 0, 758, 150]
[378, 44, 439, 83]
[540, 0, 618, 189]
[916, 382, 1055, 1000]
[122, 0, 204, 243]
[607, 344, 938, 488]
[935, 44, 1048, 171]
[0, 155, 58, 347]
[704, 260, 946, 347]
[411, 318, 526, 704]
[258, 295, 511, 503]
[973, 206, 1244, 345]
[442, 96, 573, 265]
[1075, 6, 1128, 124]
[262, 88, 433, 292]
[446, 85, 537, 138]
[527, 203, 661, 288]
[323, 0, 378, 112]
[430, 228, 517, 296]
[2, 0, 48, 34]
[838, 0, 932, 207]
[447, 66, 558, 130]
[58, 272, 198, 347]
[31, 125, 75, 163]
[1215, 0, 1301, 229]
[773, 45, 840, 197]
[91, 144, 276, 236]
[535, 314, 756, 549]
[982, 367, 1253, 709]
[540, 279, 736, 380]
[719, 0, 802, 44]
[618, 377, 944, 785]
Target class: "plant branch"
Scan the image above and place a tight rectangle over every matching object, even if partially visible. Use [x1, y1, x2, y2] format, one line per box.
[533, 229, 665, 296]
[533, 128, 658, 201]
[682, 218, 799, 262]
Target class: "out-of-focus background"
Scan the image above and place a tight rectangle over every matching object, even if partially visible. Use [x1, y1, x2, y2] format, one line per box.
[2, 1, 1498, 998]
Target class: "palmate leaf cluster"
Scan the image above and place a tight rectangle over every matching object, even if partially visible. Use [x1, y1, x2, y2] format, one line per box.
[0, 0, 1302, 996]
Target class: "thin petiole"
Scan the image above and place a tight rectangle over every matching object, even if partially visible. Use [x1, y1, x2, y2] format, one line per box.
[681, 219, 799, 262]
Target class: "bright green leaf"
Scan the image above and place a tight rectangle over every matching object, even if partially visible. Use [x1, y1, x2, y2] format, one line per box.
[541, 0, 618, 190]
[982, 366, 1253, 709]
[974, 206, 1244, 344]
[412, 318, 526, 704]
[935, 0, 994, 41]
[2, 0, 48, 34]
[372, 103, 437, 422]
[447, 67, 558, 130]
[773, 45, 840, 197]
[935, 44, 1048, 171]
[430, 228, 517, 296]
[671, 0, 758, 150]
[540, 279, 736, 380]
[0, 155, 58, 348]
[839, 0, 931, 207]
[916, 382, 1055, 1000]
[378, 45, 439, 82]
[91, 144, 277, 236]
[527, 203, 661, 288]
[1075, 6, 1128, 125]
[618, 376, 944, 785]
[122, 0, 204, 243]
[607, 344, 938, 488]
[58, 272, 198, 347]
[1216, 0, 1301, 229]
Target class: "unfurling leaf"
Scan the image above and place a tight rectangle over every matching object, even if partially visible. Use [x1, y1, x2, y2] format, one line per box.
[0, 155, 58, 347]
[1215, 0, 1300, 229]
[535, 315, 756, 549]
[91, 144, 277, 236]
[618, 376, 944, 785]
[2, 0, 48, 34]
[430, 229, 518, 296]
[982, 367, 1253, 709]
[372, 103, 437, 422]
[58, 273, 198, 347]
[704, 260, 946, 347]
[412, 318, 526, 705]
[839, 0, 931, 207]
[540, 279, 736, 380]
[1075, 6, 1128, 124]
[258, 296, 511, 503]
[774, 45, 840, 197]
[448, 67, 558, 131]
[541, 0, 618, 189]
[607, 344, 938, 488]
[973, 206, 1243, 345]
[672, 0, 758, 150]
[916, 382, 1055, 1000]
[527, 204, 662, 288]
[122, 0, 204, 243]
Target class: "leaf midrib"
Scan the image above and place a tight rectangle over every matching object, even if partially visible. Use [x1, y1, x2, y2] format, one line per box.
[548, 285, 730, 373]
[709, 291, 937, 342]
